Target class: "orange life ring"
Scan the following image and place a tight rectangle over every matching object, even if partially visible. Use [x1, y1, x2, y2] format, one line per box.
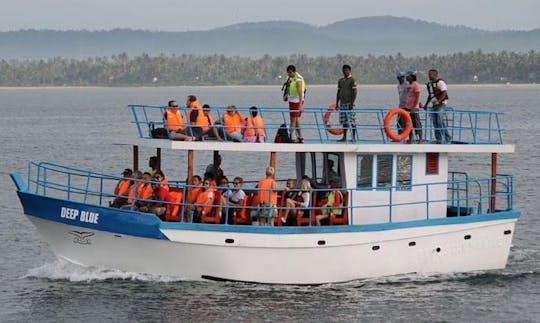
[383, 108, 412, 142]
[323, 103, 344, 136]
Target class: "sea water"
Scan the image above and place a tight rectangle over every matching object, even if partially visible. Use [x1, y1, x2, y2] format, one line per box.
[0, 85, 539, 322]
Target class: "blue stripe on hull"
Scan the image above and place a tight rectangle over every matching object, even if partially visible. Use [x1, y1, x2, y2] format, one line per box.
[17, 192, 168, 240]
[17, 191, 521, 238]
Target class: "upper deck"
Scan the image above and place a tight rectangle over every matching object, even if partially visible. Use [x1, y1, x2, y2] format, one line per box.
[127, 105, 515, 153]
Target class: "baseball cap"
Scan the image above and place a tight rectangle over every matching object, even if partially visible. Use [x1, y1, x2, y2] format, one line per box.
[405, 69, 417, 77]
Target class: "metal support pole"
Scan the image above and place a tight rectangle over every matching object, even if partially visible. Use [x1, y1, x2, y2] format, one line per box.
[133, 145, 139, 171]
[490, 153, 497, 213]
[156, 148, 162, 170]
[270, 152, 277, 177]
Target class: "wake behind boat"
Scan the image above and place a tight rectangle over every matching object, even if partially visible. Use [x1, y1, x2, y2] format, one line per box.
[10, 103, 520, 284]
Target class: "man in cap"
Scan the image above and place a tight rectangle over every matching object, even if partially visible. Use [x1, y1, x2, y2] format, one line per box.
[111, 168, 133, 207]
[428, 69, 451, 144]
[405, 70, 423, 144]
[396, 71, 409, 135]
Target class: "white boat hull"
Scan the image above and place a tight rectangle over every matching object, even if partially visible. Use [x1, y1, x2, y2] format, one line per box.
[28, 215, 517, 284]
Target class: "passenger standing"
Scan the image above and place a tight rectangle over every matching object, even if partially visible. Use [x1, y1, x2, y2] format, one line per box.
[285, 65, 305, 143]
[205, 153, 224, 184]
[148, 156, 158, 177]
[336, 64, 358, 142]
[396, 71, 409, 136]
[405, 70, 423, 144]
[243, 106, 266, 143]
[256, 166, 278, 226]
[428, 69, 452, 144]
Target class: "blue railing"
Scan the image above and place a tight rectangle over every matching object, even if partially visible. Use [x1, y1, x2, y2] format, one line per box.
[23, 162, 514, 226]
[128, 104, 506, 144]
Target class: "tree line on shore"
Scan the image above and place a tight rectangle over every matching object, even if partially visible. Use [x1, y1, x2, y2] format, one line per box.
[0, 50, 537, 86]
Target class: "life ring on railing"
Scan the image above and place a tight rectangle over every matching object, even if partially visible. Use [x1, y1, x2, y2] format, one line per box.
[383, 108, 412, 142]
[323, 103, 344, 136]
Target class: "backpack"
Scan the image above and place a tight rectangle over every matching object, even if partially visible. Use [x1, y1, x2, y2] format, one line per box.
[281, 79, 290, 102]
[149, 122, 169, 139]
[274, 123, 293, 143]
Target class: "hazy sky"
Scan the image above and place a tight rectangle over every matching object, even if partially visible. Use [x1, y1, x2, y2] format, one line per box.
[1, 0, 539, 31]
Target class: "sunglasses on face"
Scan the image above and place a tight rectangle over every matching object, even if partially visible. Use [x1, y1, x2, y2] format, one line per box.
[170, 105, 179, 108]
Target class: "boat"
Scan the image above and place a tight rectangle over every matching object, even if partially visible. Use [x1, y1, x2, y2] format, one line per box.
[10, 103, 520, 284]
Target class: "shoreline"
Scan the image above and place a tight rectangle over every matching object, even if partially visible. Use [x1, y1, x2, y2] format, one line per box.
[0, 83, 538, 90]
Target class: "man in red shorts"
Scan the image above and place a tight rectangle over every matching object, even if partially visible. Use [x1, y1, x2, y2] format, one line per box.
[285, 65, 306, 143]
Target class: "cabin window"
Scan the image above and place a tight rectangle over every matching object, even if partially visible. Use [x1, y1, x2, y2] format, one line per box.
[356, 155, 373, 189]
[376, 155, 393, 189]
[326, 153, 341, 185]
[426, 153, 439, 175]
[396, 155, 413, 190]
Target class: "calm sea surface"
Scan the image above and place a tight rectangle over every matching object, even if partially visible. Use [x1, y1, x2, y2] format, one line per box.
[0, 85, 539, 322]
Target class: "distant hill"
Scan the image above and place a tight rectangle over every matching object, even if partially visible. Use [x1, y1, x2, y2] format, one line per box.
[1, 16, 539, 59]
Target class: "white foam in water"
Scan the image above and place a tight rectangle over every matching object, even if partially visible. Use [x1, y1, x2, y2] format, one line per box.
[24, 260, 185, 283]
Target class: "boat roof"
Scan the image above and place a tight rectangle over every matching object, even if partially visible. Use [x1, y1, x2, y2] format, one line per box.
[123, 138, 515, 154]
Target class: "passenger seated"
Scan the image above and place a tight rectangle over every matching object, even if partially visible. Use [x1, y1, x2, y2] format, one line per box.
[227, 176, 246, 224]
[134, 172, 154, 212]
[121, 170, 143, 210]
[193, 178, 217, 223]
[164, 100, 193, 141]
[111, 168, 133, 208]
[185, 175, 202, 222]
[255, 166, 278, 225]
[281, 179, 311, 224]
[200, 104, 224, 141]
[243, 106, 266, 143]
[222, 105, 243, 142]
[149, 176, 169, 218]
[315, 179, 343, 226]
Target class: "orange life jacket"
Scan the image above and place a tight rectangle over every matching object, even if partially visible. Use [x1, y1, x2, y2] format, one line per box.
[114, 179, 131, 197]
[165, 190, 183, 220]
[138, 183, 153, 200]
[127, 182, 143, 204]
[160, 178, 170, 192]
[188, 100, 208, 129]
[244, 115, 265, 137]
[223, 111, 243, 134]
[189, 185, 203, 204]
[257, 178, 277, 205]
[164, 108, 185, 131]
[195, 188, 215, 215]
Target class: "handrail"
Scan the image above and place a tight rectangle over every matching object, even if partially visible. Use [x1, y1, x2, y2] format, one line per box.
[128, 104, 506, 145]
[24, 161, 514, 226]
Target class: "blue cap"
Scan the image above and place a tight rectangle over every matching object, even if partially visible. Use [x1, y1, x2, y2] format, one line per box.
[396, 71, 406, 78]
[405, 69, 417, 77]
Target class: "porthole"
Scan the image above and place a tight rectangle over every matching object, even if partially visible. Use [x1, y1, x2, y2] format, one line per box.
[408, 241, 416, 246]
[436, 247, 441, 253]
[504, 230, 512, 235]
[317, 240, 326, 246]
[225, 238, 234, 244]
[372, 245, 380, 251]
[464, 235, 471, 240]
